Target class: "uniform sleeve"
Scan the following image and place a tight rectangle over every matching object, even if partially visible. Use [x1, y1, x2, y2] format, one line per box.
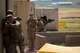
[11, 21, 20, 26]
[26, 19, 29, 25]
[35, 19, 38, 25]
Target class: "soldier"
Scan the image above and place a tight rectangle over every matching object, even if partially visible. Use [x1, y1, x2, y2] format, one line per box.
[39, 16, 48, 32]
[8, 13, 25, 53]
[2, 10, 15, 53]
[3, 14, 17, 53]
[40, 16, 55, 25]
[14, 16, 25, 53]
[8, 10, 25, 53]
[37, 18, 45, 32]
[26, 12, 38, 52]
[5, 14, 25, 53]
[2, 10, 25, 53]
[2, 10, 17, 53]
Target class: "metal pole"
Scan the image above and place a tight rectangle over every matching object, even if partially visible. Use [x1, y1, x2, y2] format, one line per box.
[6, 0, 9, 15]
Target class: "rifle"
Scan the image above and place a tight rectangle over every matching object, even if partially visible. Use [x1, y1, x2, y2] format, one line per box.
[48, 19, 55, 23]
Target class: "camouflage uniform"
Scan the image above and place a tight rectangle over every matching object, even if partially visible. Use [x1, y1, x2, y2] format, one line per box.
[10, 20, 25, 53]
[10, 12, 25, 53]
[2, 10, 19, 53]
[26, 18, 38, 51]
[4, 20, 24, 53]
[3, 15, 18, 53]
[7, 10, 25, 53]
[37, 18, 45, 32]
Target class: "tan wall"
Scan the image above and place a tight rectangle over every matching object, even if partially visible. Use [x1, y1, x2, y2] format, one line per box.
[30, 2, 35, 12]
[8, 0, 13, 10]
[30, 2, 35, 18]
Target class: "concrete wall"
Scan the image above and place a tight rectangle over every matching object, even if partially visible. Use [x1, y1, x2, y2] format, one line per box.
[65, 35, 80, 46]
[0, 0, 6, 53]
[8, 0, 13, 10]
[36, 34, 47, 49]
[37, 32, 80, 44]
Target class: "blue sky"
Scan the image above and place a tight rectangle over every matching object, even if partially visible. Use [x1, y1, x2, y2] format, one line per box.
[30, 0, 80, 2]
